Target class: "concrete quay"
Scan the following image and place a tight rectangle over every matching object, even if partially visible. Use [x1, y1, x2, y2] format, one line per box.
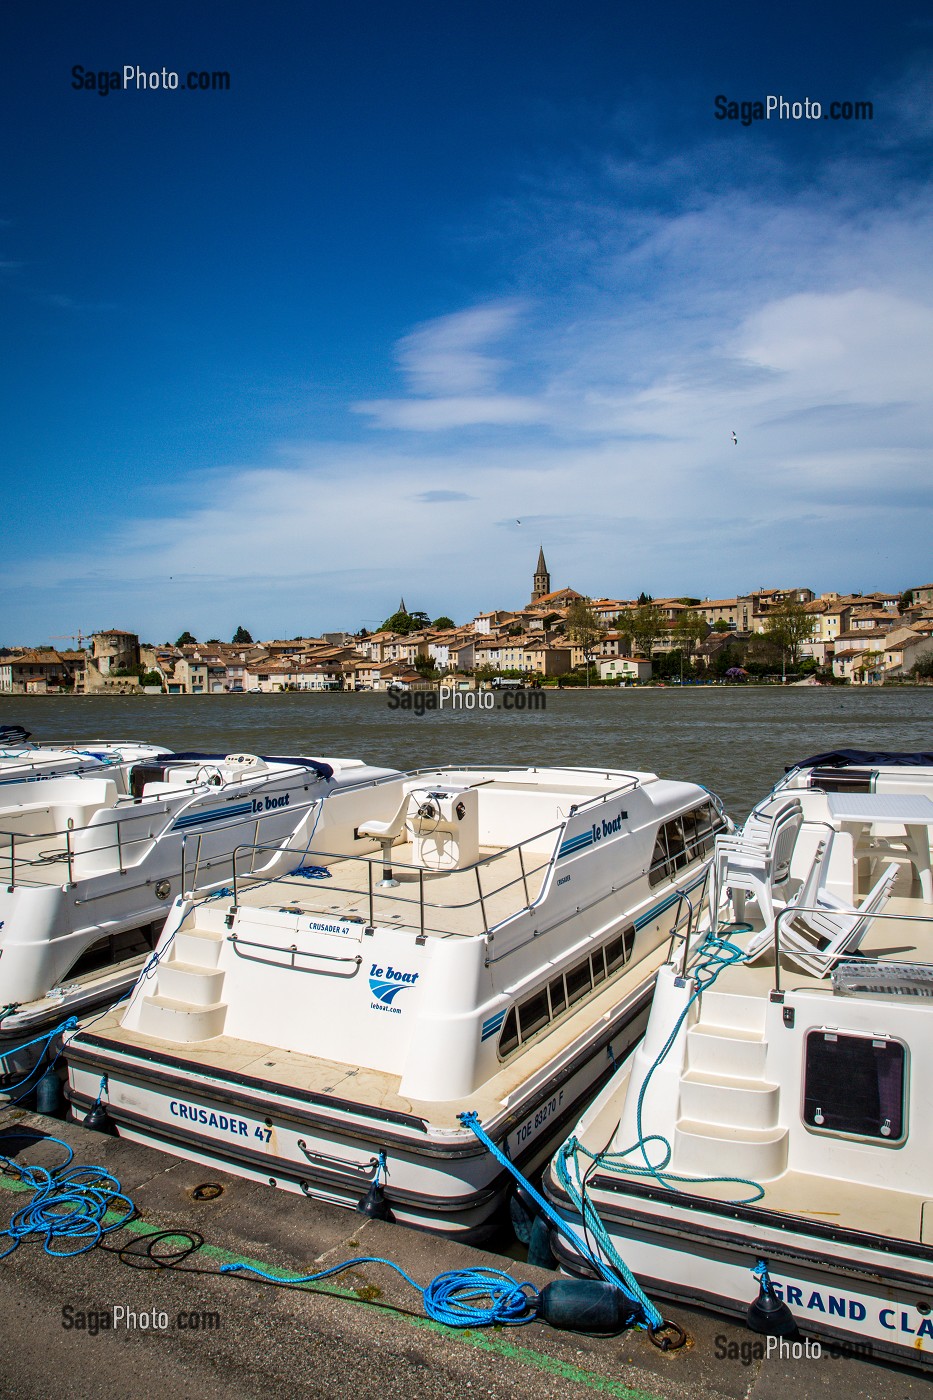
[0, 1108, 926, 1400]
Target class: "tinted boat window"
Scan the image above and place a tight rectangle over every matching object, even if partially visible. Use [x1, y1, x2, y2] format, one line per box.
[518, 989, 550, 1042]
[803, 1030, 906, 1142]
[566, 960, 592, 1005]
[648, 831, 668, 887]
[665, 818, 688, 871]
[498, 1007, 519, 1056]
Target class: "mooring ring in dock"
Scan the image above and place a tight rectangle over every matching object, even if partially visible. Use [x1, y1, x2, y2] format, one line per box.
[647, 1319, 687, 1351]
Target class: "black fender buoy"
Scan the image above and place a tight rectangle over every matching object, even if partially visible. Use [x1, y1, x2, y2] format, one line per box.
[84, 1101, 116, 1135]
[355, 1180, 394, 1222]
[747, 1274, 798, 1337]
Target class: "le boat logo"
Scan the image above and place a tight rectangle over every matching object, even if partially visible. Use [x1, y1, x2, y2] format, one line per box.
[251, 792, 290, 813]
[369, 963, 419, 1014]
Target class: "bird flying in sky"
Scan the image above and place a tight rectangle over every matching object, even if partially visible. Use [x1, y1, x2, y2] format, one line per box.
[731, 431, 738, 445]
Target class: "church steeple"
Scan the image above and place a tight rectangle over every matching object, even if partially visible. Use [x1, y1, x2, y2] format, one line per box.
[398, 597, 408, 615]
[531, 546, 551, 603]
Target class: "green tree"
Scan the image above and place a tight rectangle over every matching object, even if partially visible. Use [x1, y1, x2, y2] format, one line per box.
[712, 619, 731, 633]
[175, 631, 196, 646]
[674, 609, 709, 673]
[898, 590, 915, 613]
[564, 599, 605, 686]
[763, 600, 815, 668]
[636, 592, 653, 605]
[629, 604, 666, 659]
[413, 654, 440, 678]
[380, 609, 430, 635]
[232, 626, 254, 644]
[432, 615, 456, 630]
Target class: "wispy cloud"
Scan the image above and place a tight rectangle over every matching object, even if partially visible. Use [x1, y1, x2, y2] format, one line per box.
[354, 300, 549, 430]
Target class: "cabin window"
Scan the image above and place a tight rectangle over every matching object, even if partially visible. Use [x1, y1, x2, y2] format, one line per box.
[803, 1030, 906, 1144]
[64, 923, 159, 981]
[548, 976, 567, 1017]
[497, 924, 638, 1059]
[566, 960, 592, 1006]
[517, 989, 550, 1041]
[681, 807, 700, 859]
[498, 1007, 519, 1056]
[648, 832, 669, 887]
[649, 803, 726, 886]
[605, 932, 626, 973]
[664, 819, 689, 872]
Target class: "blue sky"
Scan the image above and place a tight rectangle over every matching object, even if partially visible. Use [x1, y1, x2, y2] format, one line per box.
[2, 1, 931, 644]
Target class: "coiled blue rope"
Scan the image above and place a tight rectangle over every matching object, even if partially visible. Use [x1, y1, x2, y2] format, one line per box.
[0, 1131, 134, 1259]
[219, 1253, 540, 1327]
[458, 1110, 662, 1331]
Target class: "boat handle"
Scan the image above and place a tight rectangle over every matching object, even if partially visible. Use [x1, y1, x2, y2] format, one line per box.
[296, 1141, 381, 1177]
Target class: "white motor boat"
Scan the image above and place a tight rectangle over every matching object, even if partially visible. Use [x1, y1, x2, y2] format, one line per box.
[543, 750, 933, 1369]
[65, 764, 729, 1241]
[0, 728, 172, 787]
[0, 751, 397, 1067]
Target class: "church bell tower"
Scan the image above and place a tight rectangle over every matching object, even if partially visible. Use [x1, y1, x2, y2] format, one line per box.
[531, 546, 551, 603]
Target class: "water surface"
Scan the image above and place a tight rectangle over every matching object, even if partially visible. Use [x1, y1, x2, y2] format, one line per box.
[3, 688, 931, 821]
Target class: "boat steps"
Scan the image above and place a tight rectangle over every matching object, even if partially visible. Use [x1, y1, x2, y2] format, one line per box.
[694, 987, 766, 1034]
[680, 1068, 780, 1130]
[686, 1022, 768, 1078]
[156, 961, 226, 1007]
[137, 993, 228, 1042]
[673, 1116, 789, 1179]
[173, 927, 225, 969]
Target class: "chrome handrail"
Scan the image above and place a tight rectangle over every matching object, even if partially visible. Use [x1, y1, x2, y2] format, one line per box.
[226, 836, 558, 937]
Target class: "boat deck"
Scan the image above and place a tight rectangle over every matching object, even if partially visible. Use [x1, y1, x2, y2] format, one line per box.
[74, 940, 670, 1131]
[708, 889, 933, 999]
[233, 840, 553, 939]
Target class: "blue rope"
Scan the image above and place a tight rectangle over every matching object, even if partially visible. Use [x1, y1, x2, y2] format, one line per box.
[0, 1132, 134, 1259]
[289, 865, 331, 880]
[556, 929, 765, 1208]
[458, 1110, 662, 1331]
[219, 1254, 540, 1327]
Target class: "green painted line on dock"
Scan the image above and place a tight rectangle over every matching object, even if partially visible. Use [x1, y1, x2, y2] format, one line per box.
[0, 1173, 665, 1400]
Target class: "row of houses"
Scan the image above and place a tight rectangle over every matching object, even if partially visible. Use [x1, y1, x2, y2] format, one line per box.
[4, 570, 933, 693]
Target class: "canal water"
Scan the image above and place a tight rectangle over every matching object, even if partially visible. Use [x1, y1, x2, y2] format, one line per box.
[4, 687, 931, 820]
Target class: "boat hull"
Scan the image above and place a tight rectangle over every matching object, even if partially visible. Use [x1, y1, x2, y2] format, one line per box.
[66, 981, 655, 1242]
[545, 1158, 933, 1368]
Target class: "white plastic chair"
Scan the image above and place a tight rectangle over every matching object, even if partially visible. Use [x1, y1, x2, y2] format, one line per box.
[775, 861, 899, 978]
[741, 831, 834, 963]
[714, 798, 803, 933]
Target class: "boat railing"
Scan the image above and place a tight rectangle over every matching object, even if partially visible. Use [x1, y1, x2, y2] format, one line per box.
[663, 865, 715, 976]
[769, 902, 933, 996]
[0, 784, 332, 896]
[225, 825, 564, 940]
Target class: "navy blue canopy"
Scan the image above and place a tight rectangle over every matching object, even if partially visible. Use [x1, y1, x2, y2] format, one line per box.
[789, 750, 933, 771]
[158, 752, 334, 781]
[0, 725, 31, 744]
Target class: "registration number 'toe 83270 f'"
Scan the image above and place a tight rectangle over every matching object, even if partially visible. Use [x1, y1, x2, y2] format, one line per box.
[512, 1090, 565, 1149]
